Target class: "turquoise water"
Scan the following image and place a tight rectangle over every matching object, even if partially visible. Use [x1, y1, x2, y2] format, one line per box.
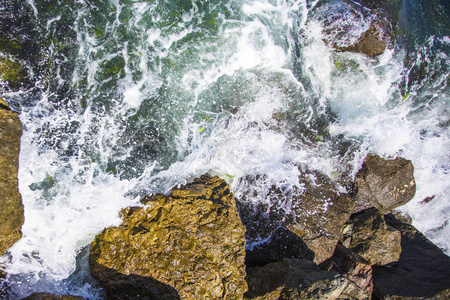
[0, 0, 449, 297]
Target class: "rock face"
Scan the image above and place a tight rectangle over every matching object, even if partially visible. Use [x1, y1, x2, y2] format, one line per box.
[339, 23, 387, 56]
[0, 98, 24, 255]
[21, 293, 85, 300]
[341, 208, 402, 266]
[285, 169, 354, 264]
[320, 243, 373, 298]
[245, 226, 315, 268]
[373, 214, 450, 299]
[89, 174, 247, 299]
[353, 153, 415, 213]
[245, 258, 368, 299]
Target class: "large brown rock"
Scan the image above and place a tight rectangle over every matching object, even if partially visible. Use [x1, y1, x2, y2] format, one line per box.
[0, 97, 24, 255]
[21, 293, 85, 300]
[285, 169, 354, 264]
[320, 243, 373, 298]
[245, 258, 368, 299]
[353, 153, 416, 213]
[341, 208, 402, 266]
[89, 174, 247, 299]
[339, 22, 388, 56]
[372, 214, 450, 299]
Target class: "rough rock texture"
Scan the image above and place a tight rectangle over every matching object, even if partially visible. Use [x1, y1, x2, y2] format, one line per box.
[339, 23, 387, 56]
[0, 98, 24, 255]
[372, 214, 450, 299]
[320, 243, 373, 298]
[341, 208, 402, 266]
[245, 226, 315, 268]
[285, 169, 354, 264]
[245, 258, 368, 299]
[89, 174, 247, 300]
[353, 153, 416, 213]
[21, 293, 85, 300]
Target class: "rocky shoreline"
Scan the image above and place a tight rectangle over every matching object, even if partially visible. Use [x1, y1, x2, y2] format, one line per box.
[1, 97, 450, 299]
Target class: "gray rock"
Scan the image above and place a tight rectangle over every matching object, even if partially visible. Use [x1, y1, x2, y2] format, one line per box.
[21, 293, 85, 300]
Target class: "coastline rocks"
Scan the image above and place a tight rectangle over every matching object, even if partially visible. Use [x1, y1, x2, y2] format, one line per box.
[89, 174, 247, 299]
[353, 153, 415, 213]
[244, 258, 368, 299]
[285, 169, 354, 264]
[372, 214, 450, 299]
[338, 22, 387, 57]
[0, 98, 24, 255]
[341, 208, 402, 266]
[320, 243, 373, 297]
[21, 293, 85, 300]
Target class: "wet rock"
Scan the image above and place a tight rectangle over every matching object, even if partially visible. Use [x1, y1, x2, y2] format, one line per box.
[338, 22, 387, 56]
[372, 214, 450, 299]
[341, 208, 402, 266]
[90, 174, 247, 299]
[245, 226, 315, 268]
[285, 169, 354, 264]
[245, 258, 368, 299]
[320, 243, 373, 297]
[0, 98, 24, 256]
[353, 153, 416, 213]
[21, 293, 85, 300]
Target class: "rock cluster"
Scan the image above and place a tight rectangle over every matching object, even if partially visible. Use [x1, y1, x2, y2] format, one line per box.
[0, 98, 24, 256]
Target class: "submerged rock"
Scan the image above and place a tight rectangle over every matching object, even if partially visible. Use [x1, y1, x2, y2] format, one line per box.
[245, 258, 368, 299]
[285, 169, 354, 264]
[21, 293, 85, 300]
[341, 208, 402, 266]
[0, 98, 24, 256]
[373, 214, 450, 299]
[89, 174, 247, 299]
[353, 153, 416, 213]
[320, 243, 373, 298]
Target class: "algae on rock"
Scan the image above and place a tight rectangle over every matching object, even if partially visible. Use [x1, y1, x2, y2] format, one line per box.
[90, 174, 247, 299]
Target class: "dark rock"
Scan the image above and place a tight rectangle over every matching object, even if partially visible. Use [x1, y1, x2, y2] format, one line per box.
[341, 208, 402, 266]
[21, 293, 85, 300]
[0, 98, 24, 255]
[245, 258, 368, 299]
[285, 169, 354, 264]
[245, 226, 315, 268]
[372, 214, 450, 299]
[320, 243, 373, 297]
[90, 174, 247, 299]
[353, 153, 416, 213]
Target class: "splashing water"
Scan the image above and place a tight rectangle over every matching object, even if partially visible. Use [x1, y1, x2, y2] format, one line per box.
[0, 0, 448, 297]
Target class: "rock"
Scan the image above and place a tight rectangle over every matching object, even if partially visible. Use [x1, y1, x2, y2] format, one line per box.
[89, 174, 247, 299]
[0, 98, 24, 256]
[245, 226, 315, 268]
[21, 293, 85, 300]
[245, 258, 368, 299]
[339, 22, 387, 56]
[372, 213, 450, 299]
[353, 153, 416, 213]
[285, 169, 354, 264]
[341, 208, 402, 266]
[319, 243, 373, 297]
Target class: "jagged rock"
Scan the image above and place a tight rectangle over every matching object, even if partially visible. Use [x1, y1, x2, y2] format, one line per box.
[0, 98, 24, 256]
[21, 293, 85, 300]
[285, 169, 354, 264]
[320, 243, 373, 297]
[341, 208, 402, 266]
[244, 258, 368, 299]
[372, 214, 450, 299]
[89, 174, 247, 300]
[353, 153, 416, 213]
[339, 22, 387, 56]
[245, 226, 315, 268]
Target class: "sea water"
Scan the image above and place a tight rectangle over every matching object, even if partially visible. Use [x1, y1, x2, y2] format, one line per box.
[0, 0, 448, 298]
